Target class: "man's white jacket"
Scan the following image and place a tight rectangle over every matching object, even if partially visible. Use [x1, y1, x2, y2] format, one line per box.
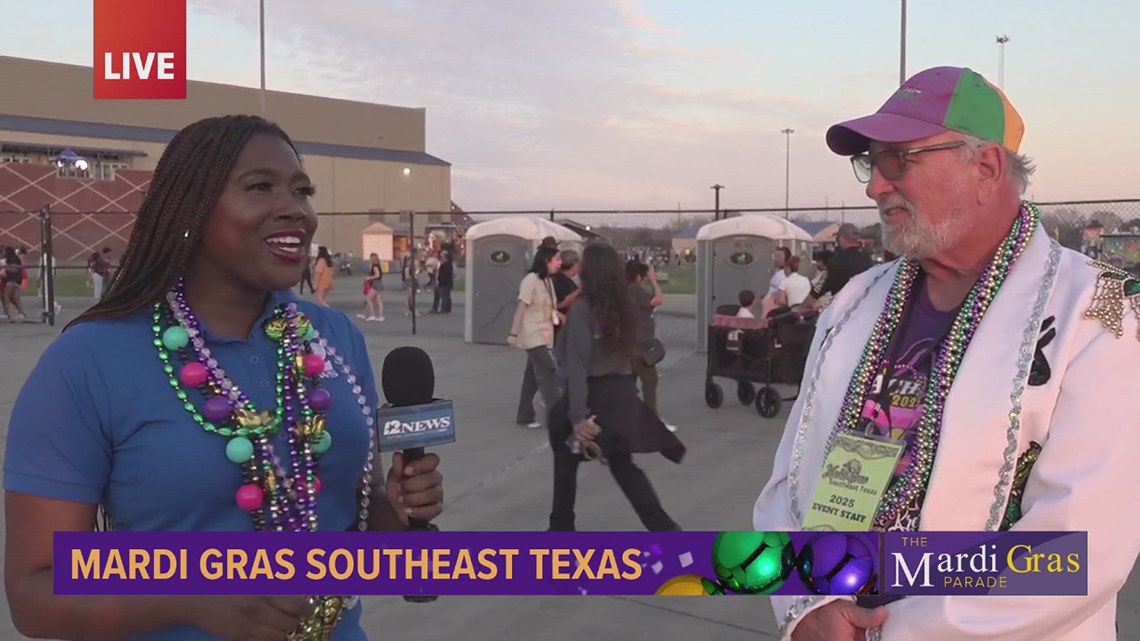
[754, 226, 1140, 640]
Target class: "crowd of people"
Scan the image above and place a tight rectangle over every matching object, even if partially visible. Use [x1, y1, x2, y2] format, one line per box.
[293, 244, 455, 322]
[730, 224, 874, 326]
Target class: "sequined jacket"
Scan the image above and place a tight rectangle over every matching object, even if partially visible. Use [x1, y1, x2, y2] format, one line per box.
[752, 225, 1140, 641]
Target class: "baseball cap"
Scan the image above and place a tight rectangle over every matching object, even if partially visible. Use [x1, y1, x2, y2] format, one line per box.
[836, 223, 861, 240]
[826, 66, 1024, 156]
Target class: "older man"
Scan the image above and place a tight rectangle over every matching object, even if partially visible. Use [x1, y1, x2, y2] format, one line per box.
[753, 66, 1140, 641]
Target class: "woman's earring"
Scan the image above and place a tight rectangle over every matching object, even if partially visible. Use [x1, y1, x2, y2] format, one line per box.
[182, 230, 190, 240]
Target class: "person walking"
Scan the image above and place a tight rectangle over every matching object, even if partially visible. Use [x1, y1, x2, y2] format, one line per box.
[547, 243, 684, 532]
[508, 245, 562, 429]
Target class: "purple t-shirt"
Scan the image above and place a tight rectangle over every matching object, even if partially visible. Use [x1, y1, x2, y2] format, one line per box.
[858, 284, 957, 531]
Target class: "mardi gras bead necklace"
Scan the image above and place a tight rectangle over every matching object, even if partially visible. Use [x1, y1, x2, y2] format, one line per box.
[152, 282, 378, 641]
[831, 201, 1041, 530]
[152, 281, 376, 533]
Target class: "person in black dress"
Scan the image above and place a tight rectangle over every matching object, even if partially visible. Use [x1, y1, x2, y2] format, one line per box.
[547, 243, 684, 531]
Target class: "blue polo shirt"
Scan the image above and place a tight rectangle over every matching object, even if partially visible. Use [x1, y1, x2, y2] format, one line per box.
[5, 289, 378, 641]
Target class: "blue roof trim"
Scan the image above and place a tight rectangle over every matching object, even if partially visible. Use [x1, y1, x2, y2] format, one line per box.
[675, 224, 702, 239]
[796, 220, 839, 235]
[0, 114, 451, 167]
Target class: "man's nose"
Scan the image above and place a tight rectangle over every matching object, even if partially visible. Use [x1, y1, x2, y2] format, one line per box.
[865, 168, 895, 201]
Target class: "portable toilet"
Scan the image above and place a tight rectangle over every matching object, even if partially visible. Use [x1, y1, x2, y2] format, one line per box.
[695, 214, 814, 352]
[464, 217, 583, 345]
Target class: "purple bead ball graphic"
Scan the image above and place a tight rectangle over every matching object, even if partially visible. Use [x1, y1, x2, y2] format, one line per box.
[797, 533, 876, 596]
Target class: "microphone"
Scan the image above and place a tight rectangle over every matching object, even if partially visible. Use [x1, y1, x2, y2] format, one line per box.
[378, 346, 456, 604]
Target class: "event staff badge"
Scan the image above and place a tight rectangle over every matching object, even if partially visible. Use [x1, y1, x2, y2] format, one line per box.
[800, 433, 904, 531]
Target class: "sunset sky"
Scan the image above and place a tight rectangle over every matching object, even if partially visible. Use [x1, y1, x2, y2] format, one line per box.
[4, 0, 1137, 214]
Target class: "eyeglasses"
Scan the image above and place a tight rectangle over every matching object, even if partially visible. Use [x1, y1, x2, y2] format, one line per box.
[850, 140, 967, 183]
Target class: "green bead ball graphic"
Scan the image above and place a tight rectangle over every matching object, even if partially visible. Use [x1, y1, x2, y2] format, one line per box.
[712, 531, 792, 594]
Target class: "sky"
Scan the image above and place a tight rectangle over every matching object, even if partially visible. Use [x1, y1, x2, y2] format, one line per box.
[3, 0, 1138, 214]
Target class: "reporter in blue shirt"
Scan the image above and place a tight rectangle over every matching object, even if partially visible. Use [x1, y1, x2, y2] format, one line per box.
[3, 115, 443, 641]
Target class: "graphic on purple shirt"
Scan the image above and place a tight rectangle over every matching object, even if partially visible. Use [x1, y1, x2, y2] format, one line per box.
[859, 285, 958, 479]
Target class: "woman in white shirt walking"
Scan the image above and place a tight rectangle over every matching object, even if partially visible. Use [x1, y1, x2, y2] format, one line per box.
[508, 245, 563, 429]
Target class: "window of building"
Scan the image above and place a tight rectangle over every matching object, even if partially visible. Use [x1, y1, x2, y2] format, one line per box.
[93, 161, 128, 181]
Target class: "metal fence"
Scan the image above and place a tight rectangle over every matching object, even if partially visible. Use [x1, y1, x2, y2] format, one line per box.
[437, 198, 1140, 230]
[4, 199, 1139, 327]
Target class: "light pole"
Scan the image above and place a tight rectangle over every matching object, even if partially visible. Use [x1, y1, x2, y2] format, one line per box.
[781, 129, 794, 219]
[259, 0, 267, 114]
[899, 0, 907, 84]
[403, 168, 417, 334]
[710, 184, 724, 220]
[996, 35, 1009, 88]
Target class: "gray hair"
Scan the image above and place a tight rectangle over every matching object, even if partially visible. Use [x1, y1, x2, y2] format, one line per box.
[559, 249, 579, 269]
[957, 134, 1036, 195]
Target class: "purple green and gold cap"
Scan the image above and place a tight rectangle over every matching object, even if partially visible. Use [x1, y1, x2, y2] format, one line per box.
[826, 66, 1024, 156]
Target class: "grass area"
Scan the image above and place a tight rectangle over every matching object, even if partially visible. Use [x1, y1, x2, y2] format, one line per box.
[451, 265, 697, 296]
[24, 270, 95, 298]
[657, 266, 696, 295]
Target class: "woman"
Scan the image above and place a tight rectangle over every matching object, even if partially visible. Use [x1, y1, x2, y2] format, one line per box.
[2, 245, 26, 321]
[313, 245, 335, 306]
[547, 242, 684, 532]
[3, 115, 443, 641]
[508, 245, 562, 429]
[358, 253, 384, 322]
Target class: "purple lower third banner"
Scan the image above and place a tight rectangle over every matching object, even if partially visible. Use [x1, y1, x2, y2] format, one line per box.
[53, 531, 1087, 597]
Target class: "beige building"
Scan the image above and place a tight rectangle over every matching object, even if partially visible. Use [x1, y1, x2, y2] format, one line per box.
[0, 55, 452, 256]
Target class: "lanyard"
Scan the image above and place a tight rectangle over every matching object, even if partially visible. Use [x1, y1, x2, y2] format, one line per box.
[866, 273, 959, 432]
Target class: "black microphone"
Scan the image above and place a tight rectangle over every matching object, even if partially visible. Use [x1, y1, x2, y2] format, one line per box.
[378, 346, 456, 604]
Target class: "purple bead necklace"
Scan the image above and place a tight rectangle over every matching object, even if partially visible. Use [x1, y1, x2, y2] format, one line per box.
[828, 201, 1041, 529]
[153, 280, 376, 533]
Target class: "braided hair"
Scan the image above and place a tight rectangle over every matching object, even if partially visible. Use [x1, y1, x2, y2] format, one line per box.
[66, 115, 299, 331]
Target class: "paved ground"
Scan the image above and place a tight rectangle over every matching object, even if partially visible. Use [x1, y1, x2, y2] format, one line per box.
[0, 289, 1137, 640]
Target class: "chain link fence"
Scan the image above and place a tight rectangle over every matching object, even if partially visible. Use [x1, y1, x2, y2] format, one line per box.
[3, 199, 1137, 326]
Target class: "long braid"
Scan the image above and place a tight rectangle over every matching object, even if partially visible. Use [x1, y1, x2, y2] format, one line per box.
[66, 115, 299, 331]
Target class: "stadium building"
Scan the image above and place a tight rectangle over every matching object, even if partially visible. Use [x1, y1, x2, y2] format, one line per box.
[0, 55, 456, 264]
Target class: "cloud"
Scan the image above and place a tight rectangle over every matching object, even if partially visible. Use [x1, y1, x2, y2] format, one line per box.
[187, 0, 853, 211]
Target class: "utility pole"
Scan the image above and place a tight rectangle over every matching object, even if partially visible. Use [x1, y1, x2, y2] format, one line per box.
[781, 129, 794, 219]
[710, 184, 724, 220]
[996, 35, 1010, 88]
[899, 0, 907, 84]
[259, 0, 267, 114]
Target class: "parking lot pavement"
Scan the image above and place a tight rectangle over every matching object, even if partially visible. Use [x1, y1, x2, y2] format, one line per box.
[1, 290, 1137, 640]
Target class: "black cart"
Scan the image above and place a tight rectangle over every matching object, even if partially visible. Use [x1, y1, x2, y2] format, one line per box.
[703, 312, 816, 418]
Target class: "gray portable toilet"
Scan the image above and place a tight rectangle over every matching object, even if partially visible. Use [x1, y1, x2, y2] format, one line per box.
[464, 217, 583, 345]
[695, 214, 814, 352]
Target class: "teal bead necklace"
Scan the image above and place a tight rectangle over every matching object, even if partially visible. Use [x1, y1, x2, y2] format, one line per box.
[152, 282, 334, 532]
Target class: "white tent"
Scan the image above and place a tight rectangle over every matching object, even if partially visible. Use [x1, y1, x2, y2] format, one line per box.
[694, 214, 814, 242]
[464, 217, 583, 345]
[464, 216, 582, 244]
[695, 214, 815, 353]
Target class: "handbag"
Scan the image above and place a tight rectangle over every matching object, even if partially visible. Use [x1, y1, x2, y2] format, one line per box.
[640, 337, 666, 367]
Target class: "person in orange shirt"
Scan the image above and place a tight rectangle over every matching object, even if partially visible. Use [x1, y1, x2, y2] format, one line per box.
[313, 245, 335, 306]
